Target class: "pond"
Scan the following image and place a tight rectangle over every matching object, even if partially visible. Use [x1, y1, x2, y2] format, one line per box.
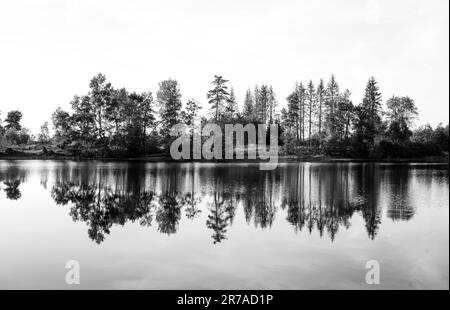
[0, 160, 448, 289]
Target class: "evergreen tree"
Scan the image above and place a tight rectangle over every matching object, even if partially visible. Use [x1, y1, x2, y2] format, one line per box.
[181, 98, 202, 144]
[286, 87, 300, 143]
[254, 85, 261, 122]
[306, 80, 315, 143]
[326, 74, 340, 137]
[341, 90, 354, 140]
[354, 76, 383, 148]
[206, 189, 230, 244]
[268, 86, 278, 123]
[316, 79, 326, 141]
[258, 84, 271, 124]
[182, 99, 202, 127]
[327, 74, 340, 116]
[297, 83, 306, 141]
[242, 88, 255, 122]
[224, 87, 238, 120]
[207, 75, 229, 122]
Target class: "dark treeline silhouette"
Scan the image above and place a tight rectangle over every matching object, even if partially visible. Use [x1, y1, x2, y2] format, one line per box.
[2, 162, 444, 244]
[0, 73, 448, 158]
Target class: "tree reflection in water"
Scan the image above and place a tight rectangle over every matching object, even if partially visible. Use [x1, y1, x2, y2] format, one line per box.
[0, 162, 433, 244]
[51, 182, 155, 243]
[0, 166, 27, 201]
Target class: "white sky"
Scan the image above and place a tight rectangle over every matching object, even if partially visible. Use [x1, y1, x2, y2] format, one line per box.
[0, 0, 448, 133]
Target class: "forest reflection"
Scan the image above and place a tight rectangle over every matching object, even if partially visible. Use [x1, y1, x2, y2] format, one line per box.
[1, 162, 446, 244]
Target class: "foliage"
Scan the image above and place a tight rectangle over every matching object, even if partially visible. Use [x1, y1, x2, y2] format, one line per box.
[207, 75, 230, 122]
[385, 96, 418, 144]
[38, 122, 50, 144]
[157, 79, 182, 146]
[4, 110, 23, 131]
[353, 77, 383, 149]
[0, 73, 447, 160]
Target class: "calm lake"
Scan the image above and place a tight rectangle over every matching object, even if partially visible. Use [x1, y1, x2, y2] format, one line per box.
[0, 160, 448, 289]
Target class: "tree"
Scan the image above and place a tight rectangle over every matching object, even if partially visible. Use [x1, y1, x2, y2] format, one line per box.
[386, 96, 418, 143]
[38, 121, 50, 144]
[280, 107, 296, 153]
[326, 75, 340, 137]
[354, 77, 383, 149]
[306, 80, 315, 144]
[125, 92, 146, 153]
[254, 85, 261, 122]
[242, 88, 255, 122]
[329, 89, 355, 142]
[297, 83, 306, 141]
[206, 183, 230, 244]
[207, 75, 229, 122]
[181, 99, 202, 128]
[340, 90, 354, 140]
[139, 91, 156, 151]
[431, 123, 449, 150]
[52, 108, 73, 146]
[157, 79, 182, 144]
[89, 73, 113, 141]
[257, 84, 270, 124]
[0, 110, 4, 136]
[224, 87, 238, 120]
[105, 87, 128, 140]
[316, 79, 326, 141]
[286, 87, 300, 143]
[327, 75, 339, 116]
[412, 124, 434, 144]
[268, 86, 278, 123]
[5, 127, 30, 145]
[5, 110, 23, 131]
[71, 95, 95, 145]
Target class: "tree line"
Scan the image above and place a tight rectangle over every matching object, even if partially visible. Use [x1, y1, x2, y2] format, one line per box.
[0, 73, 448, 158]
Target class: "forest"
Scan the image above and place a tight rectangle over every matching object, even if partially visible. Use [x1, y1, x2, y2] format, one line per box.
[0, 73, 448, 159]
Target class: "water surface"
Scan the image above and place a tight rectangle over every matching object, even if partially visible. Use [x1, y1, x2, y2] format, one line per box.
[0, 160, 448, 289]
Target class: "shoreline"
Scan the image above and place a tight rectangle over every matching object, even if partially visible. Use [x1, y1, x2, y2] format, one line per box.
[0, 152, 448, 164]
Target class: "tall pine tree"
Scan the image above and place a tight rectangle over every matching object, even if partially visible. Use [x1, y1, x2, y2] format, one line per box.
[326, 74, 340, 138]
[242, 88, 255, 122]
[306, 80, 315, 144]
[316, 79, 326, 141]
[355, 76, 382, 149]
[224, 87, 238, 120]
[207, 75, 230, 122]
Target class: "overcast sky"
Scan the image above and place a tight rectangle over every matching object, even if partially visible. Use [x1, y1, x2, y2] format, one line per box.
[0, 0, 448, 133]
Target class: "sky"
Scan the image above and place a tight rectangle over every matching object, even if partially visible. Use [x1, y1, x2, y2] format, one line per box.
[0, 0, 448, 134]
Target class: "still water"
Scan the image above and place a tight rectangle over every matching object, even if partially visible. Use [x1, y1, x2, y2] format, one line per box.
[0, 160, 448, 289]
